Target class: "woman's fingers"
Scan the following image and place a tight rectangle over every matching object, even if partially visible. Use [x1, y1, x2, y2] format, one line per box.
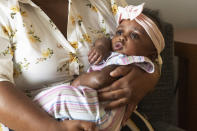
[121, 104, 136, 126]
[98, 80, 133, 109]
[79, 121, 98, 131]
[105, 98, 128, 110]
[98, 73, 132, 93]
[98, 80, 120, 92]
[99, 88, 126, 101]
[99, 88, 130, 109]
[110, 65, 133, 77]
[61, 120, 98, 131]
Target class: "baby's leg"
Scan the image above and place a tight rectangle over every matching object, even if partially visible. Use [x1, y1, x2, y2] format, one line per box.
[33, 85, 125, 131]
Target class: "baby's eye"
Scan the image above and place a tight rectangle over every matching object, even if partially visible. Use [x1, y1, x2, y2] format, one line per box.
[130, 32, 139, 39]
[116, 30, 123, 36]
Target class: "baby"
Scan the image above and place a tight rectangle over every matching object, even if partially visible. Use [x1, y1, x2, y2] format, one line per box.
[33, 3, 165, 131]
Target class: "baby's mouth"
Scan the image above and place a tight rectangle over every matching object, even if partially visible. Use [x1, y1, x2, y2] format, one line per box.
[114, 42, 123, 50]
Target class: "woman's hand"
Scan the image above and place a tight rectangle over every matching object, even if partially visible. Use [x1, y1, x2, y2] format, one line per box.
[98, 64, 160, 124]
[59, 120, 98, 131]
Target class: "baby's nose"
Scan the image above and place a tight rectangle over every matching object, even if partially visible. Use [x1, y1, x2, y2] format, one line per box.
[119, 35, 127, 42]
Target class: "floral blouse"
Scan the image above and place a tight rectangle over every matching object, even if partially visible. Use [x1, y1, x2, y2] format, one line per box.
[0, 0, 127, 92]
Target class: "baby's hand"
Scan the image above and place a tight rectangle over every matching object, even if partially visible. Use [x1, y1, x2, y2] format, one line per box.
[88, 46, 105, 65]
[88, 37, 111, 65]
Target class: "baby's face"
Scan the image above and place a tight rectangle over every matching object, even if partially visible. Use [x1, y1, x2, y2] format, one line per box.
[112, 20, 156, 57]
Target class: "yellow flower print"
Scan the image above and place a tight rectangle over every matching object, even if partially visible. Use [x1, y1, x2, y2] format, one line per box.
[42, 50, 50, 58]
[49, 19, 57, 30]
[9, 48, 14, 56]
[1, 47, 9, 56]
[28, 35, 36, 43]
[82, 33, 92, 43]
[0, 124, 2, 131]
[42, 48, 53, 58]
[70, 16, 75, 25]
[1, 26, 11, 36]
[36, 48, 53, 64]
[69, 52, 78, 63]
[92, 6, 98, 12]
[100, 28, 110, 38]
[69, 41, 78, 49]
[0, 44, 16, 56]
[1, 25, 16, 40]
[10, 6, 20, 19]
[23, 59, 30, 69]
[79, 63, 84, 73]
[79, 38, 84, 43]
[28, 30, 41, 43]
[8, 44, 16, 56]
[56, 43, 63, 48]
[13, 68, 20, 78]
[87, 27, 110, 39]
[77, 15, 83, 26]
[112, 4, 118, 15]
[77, 15, 83, 20]
[20, 10, 27, 17]
[57, 62, 69, 72]
[86, 4, 98, 12]
[13, 59, 30, 78]
[11, 6, 20, 13]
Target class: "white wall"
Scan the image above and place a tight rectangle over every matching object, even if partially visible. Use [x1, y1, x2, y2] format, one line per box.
[126, 0, 197, 29]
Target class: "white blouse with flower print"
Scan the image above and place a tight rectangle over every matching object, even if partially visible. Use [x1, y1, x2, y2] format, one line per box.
[0, 0, 127, 93]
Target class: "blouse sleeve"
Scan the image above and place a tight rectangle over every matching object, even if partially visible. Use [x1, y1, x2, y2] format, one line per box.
[0, 2, 14, 83]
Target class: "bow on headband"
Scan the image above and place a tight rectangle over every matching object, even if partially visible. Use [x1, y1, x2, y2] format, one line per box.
[116, 3, 165, 65]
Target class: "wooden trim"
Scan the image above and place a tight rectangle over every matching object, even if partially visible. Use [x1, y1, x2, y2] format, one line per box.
[176, 57, 188, 129]
[174, 41, 197, 58]
[174, 41, 197, 130]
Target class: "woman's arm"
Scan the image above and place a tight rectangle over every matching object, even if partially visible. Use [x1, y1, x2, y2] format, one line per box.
[72, 65, 119, 89]
[0, 81, 98, 131]
[0, 81, 58, 131]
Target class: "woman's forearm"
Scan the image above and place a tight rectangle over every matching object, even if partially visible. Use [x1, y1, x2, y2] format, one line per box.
[0, 81, 58, 131]
[72, 65, 119, 89]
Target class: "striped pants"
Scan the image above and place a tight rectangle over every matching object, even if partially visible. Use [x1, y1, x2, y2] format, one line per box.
[33, 85, 125, 131]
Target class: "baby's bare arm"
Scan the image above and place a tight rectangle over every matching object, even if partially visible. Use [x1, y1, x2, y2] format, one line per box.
[71, 65, 119, 90]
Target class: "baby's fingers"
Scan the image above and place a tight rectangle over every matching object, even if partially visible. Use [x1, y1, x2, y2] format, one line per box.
[94, 56, 102, 65]
[89, 53, 100, 64]
[88, 49, 95, 58]
[88, 51, 96, 63]
[88, 49, 94, 57]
